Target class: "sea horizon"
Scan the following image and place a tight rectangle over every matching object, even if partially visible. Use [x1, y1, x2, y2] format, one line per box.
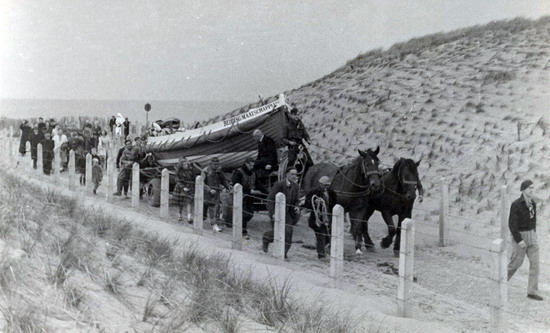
[0, 98, 249, 126]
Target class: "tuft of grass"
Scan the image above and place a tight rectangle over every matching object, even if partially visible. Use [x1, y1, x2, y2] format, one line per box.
[63, 282, 86, 309]
[0, 302, 47, 333]
[103, 270, 123, 295]
[254, 277, 295, 327]
[142, 292, 159, 322]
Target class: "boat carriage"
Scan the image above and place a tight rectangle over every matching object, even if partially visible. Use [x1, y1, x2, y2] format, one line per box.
[141, 94, 293, 206]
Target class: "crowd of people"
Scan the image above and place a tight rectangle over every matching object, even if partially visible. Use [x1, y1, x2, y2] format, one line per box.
[18, 115, 135, 192]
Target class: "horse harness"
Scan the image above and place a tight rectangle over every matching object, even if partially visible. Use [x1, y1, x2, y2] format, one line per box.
[330, 157, 380, 198]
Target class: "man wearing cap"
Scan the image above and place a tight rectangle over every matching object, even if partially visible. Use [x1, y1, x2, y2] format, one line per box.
[305, 176, 337, 259]
[230, 157, 267, 238]
[262, 166, 301, 258]
[284, 107, 313, 170]
[252, 129, 278, 176]
[202, 157, 230, 232]
[508, 180, 543, 301]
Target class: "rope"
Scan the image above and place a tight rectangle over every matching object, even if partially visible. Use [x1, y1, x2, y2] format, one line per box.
[311, 195, 329, 228]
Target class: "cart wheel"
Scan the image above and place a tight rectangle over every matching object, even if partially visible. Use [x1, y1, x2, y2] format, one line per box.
[147, 178, 161, 207]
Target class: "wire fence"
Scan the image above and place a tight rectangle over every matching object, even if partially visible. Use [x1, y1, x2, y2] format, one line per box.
[1, 134, 548, 332]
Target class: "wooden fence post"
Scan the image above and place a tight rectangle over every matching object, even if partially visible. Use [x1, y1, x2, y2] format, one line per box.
[232, 183, 243, 250]
[273, 192, 286, 262]
[9, 126, 14, 165]
[397, 218, 415, 318]
[132, 163, 140, 208]
[68, 150, 75, 191]
[490, 238, 507, 333]
[53, 148, 61, 182]
[160, 168, 169, 218]
[330, 205, 345, 286]
[85, 153, 92, 192]
[25, 142, 31, 169]
[439, 177, 448, 247]
[499, 186, 508, 247]
[193, 176, 204, 235]
[37, 143, 43, 172]
[105, 157, 113, 201]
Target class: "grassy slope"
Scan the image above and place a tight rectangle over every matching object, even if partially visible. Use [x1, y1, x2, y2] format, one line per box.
[222, 16, 550, 223]
[0, 172, 367, 333]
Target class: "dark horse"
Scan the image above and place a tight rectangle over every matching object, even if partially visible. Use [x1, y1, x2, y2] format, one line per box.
[303, 148, 382, 253]
[360, 158, 422, 256]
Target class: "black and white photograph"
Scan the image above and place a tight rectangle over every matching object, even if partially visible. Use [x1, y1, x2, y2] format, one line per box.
[0, 1, 549, 332]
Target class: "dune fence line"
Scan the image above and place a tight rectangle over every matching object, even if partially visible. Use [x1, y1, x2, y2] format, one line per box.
[2, 126, 544, 332]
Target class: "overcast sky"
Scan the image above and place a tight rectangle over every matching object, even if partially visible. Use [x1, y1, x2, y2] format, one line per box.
[1, 1, 549, 102]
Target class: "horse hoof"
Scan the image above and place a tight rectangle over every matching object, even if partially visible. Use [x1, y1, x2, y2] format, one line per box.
[380, 239, 392, 249]
[355, 249, 363, 255]
[366, 246, 377, 253]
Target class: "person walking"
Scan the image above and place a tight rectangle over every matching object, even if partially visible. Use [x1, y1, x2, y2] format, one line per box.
[230, 157, 267, 238]
[173, 157, 200, 223]
[41, 132, 55, 175]
[507, 180, 543, 301]
[202, 157, 230, 232]
[262, 166, 301, 259]
[19, 120, 32, 156]
[305, 176, 337, 260]
[113, 139, 136, 198]
[91, 158, 103, 195]
[30, 127, 44, 169]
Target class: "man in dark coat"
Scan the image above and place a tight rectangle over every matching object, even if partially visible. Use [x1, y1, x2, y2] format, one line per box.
[262, 166, 300, 258]
[19, 120, 32, 156]
[507, 180, 542, 301]
[30, 127, 44, 169]
[252, 129, 278, 176]
[114, 139, 136, 197]
[229, 157, 267, 237]
[305, 176, 337, 259]
[41, 132, 55, 175]
[202, 157, 230, 232]
[123, 118, 130, 140]
[283, 107, 313, 169]
[109, 116, 116, 134]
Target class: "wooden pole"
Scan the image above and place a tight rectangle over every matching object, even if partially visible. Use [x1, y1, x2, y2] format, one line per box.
[37, 143, 43, 172]
[330, 205, 345, 286]
[9, 126, 13, 165]
[160, 168, 169, 218]
[85, 153, 92, 192]
[273, 192, 286, 262]
[105, 157, 113, 201]
[68, 150, 75, 191]
[499, 186, 508, 247]
[397, 218, 415, 318]
[132, 163, 140, 208]
[232, 183, 243, 250]
[193, 176, 204, 235]
[439, 177, 448, 247]
[53, 148, 61, 182]
[490, 238, 507, 333]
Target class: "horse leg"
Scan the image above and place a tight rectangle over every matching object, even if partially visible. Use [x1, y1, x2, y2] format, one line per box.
[362, 208, 376, 252]
[350, 212, 364, 254]
[380, 211, 397, 249]
[393, 213, 407, 257]
[394, 205, 414, 255]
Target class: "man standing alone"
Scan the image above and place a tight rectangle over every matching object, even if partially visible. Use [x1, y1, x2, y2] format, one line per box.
[508, 180, 543, 301]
